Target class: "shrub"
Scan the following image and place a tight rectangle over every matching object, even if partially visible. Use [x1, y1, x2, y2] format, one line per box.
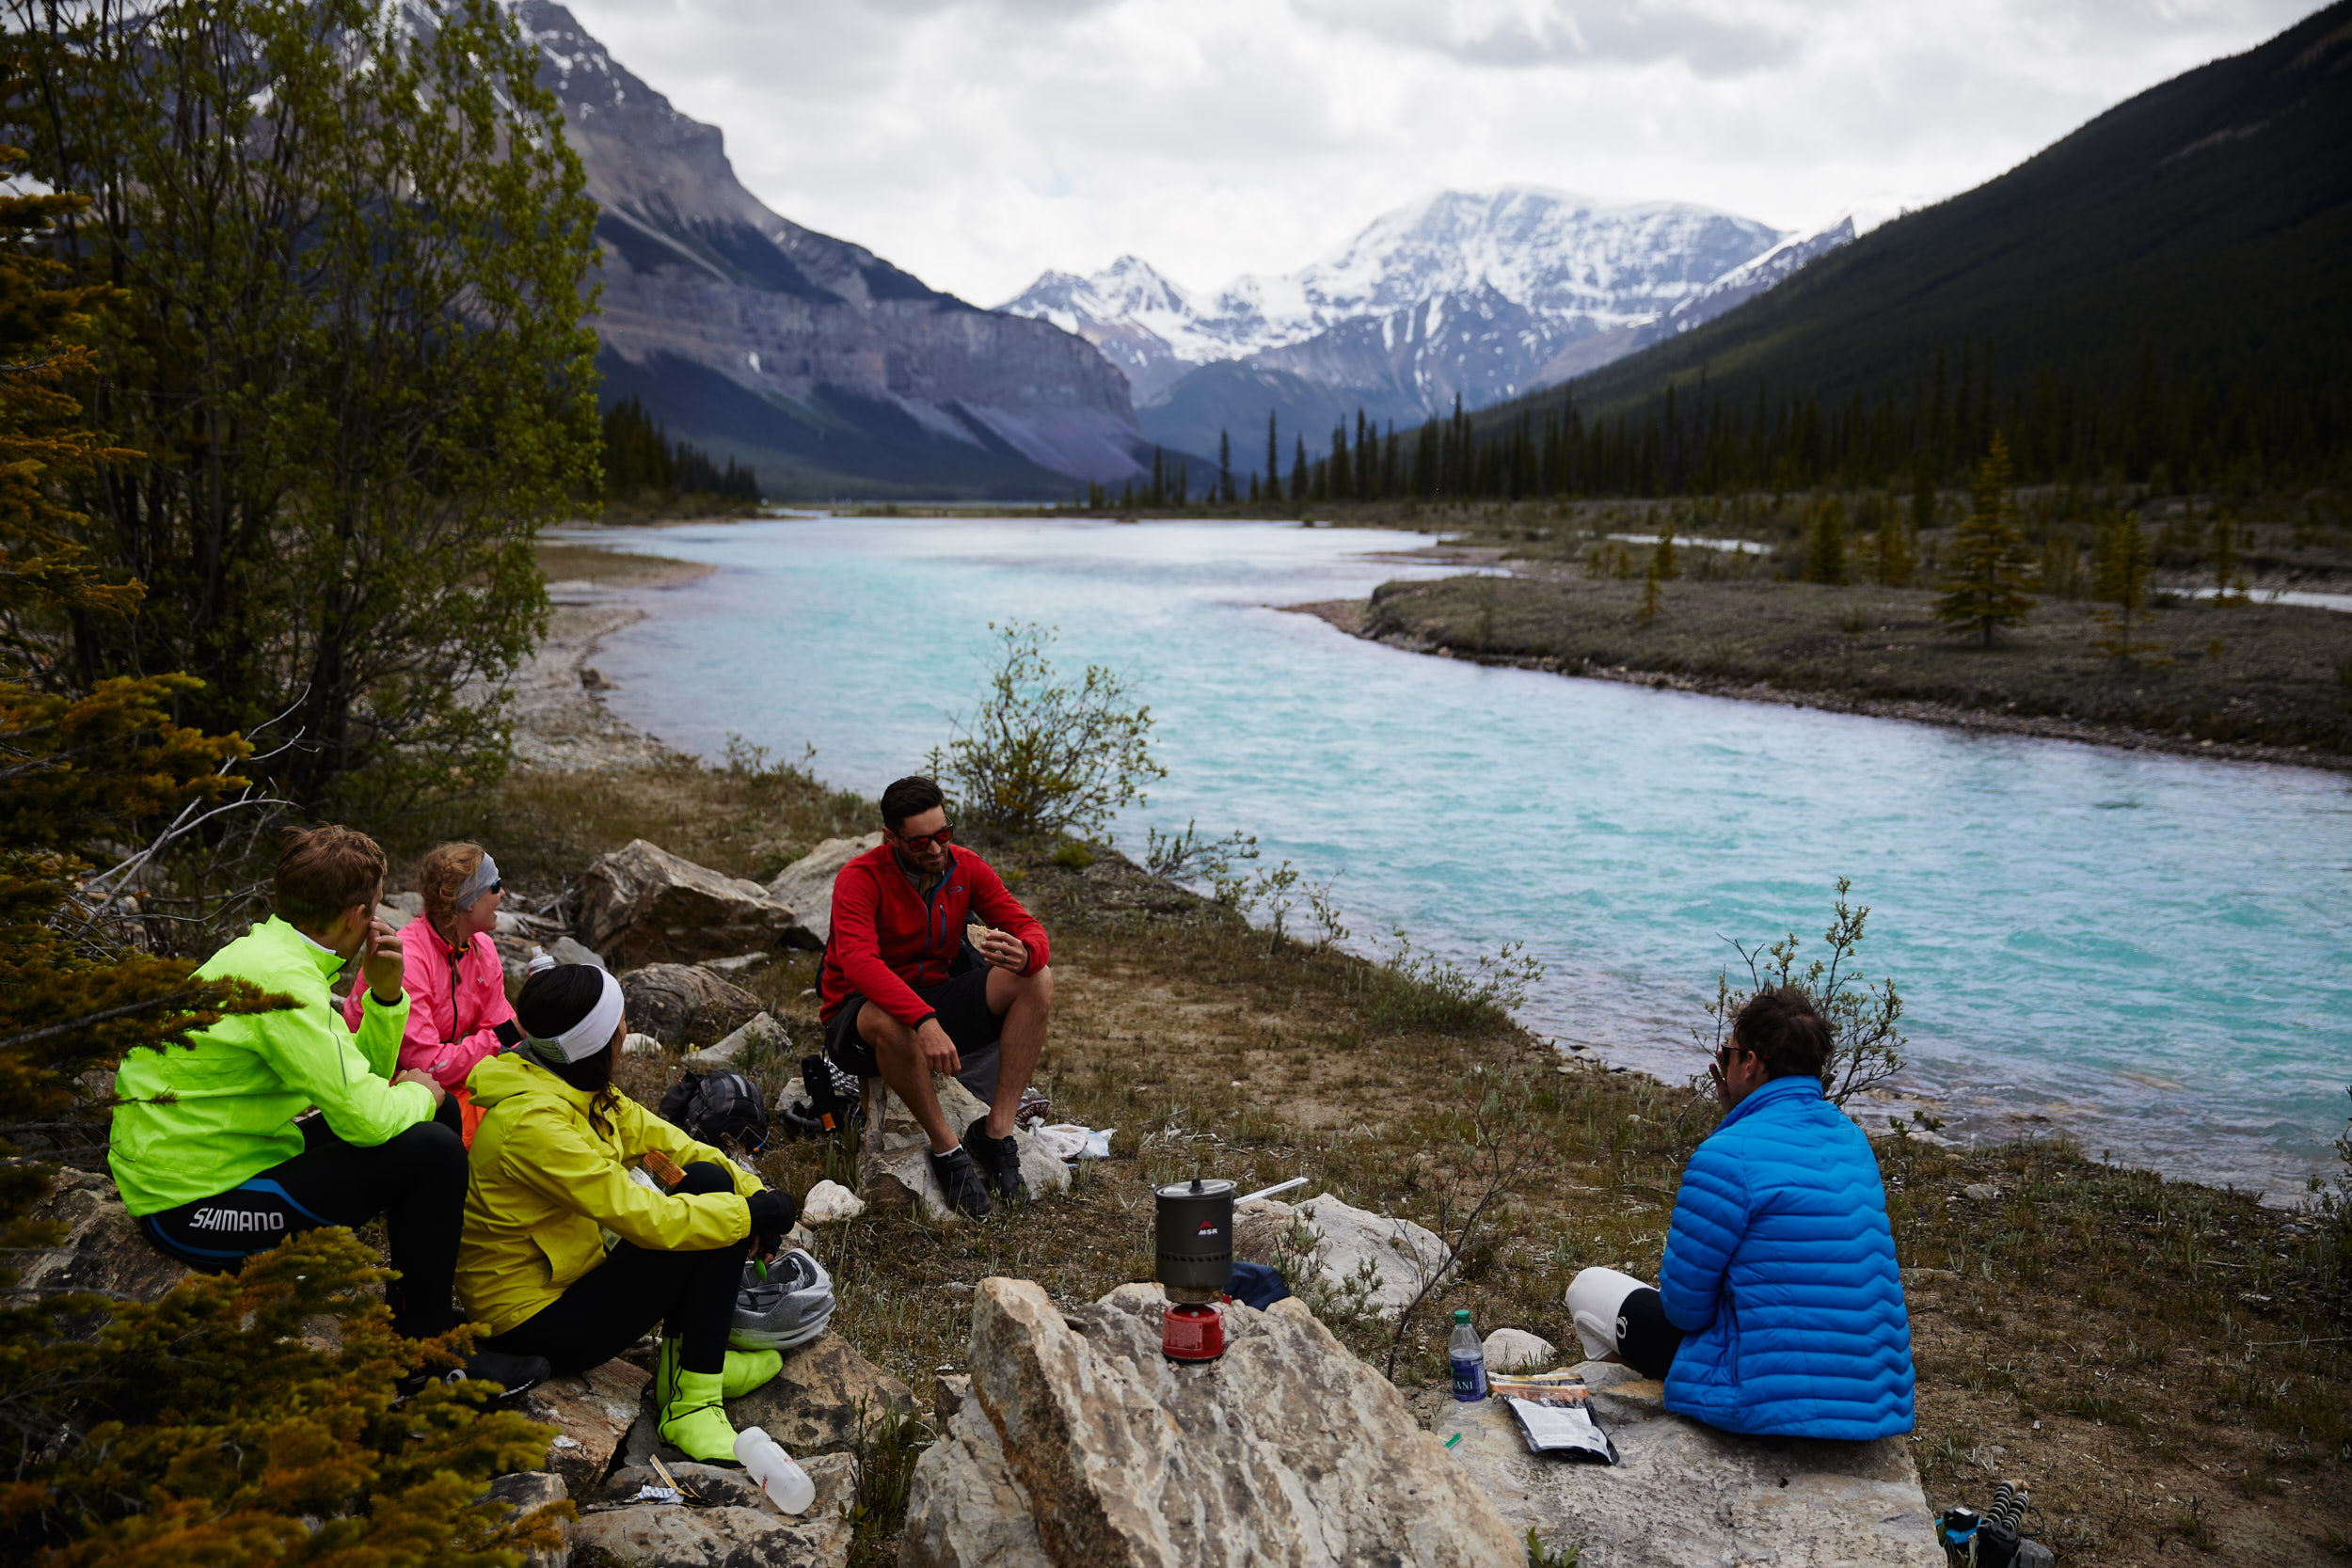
[933, 622, 1165, 838]
[1697, 877, 1907, 1106]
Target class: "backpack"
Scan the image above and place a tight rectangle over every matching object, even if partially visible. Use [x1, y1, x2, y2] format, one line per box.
[659, 1068, 771, 1155]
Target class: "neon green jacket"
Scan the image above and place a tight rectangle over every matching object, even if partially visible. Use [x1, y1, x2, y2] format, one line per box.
[108, 916, 435, 1216]
[457, 1052, 766, 1337]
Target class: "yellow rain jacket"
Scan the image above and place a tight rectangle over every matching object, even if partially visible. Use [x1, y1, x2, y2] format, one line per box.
[457, 1053, 769, 1337]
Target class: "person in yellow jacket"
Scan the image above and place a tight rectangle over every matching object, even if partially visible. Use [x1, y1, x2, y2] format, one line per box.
[459, 959, 800, 1465]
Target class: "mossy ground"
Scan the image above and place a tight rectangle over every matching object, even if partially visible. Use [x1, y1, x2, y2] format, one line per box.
[397, 750, 2352, 1567]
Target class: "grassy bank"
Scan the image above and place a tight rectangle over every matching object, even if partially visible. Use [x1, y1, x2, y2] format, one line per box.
[402, 749, 2350, 1566]
[1359, 570, 2352, 761]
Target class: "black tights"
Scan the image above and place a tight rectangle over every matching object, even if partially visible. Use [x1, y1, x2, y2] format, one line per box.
[480, 1162, 749, 1378]
[138, 1103, 467, 1340]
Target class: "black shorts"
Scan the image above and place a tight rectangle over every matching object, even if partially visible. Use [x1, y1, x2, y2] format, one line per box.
[823, 962, 1003, 1080]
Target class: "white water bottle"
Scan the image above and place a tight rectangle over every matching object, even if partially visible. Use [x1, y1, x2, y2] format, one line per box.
[733, 1424, 815, 1514]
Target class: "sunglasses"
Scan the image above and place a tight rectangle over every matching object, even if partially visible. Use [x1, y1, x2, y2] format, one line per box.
[897, 824, 956, 850]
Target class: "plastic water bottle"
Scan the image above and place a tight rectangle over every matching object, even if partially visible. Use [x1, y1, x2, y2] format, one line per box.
[733, 1424, 816, 1513]
[1448, 1308, 1487, 1402]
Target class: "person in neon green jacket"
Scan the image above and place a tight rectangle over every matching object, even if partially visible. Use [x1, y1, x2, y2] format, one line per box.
[109, 825, 547, 1394]
[461, 959, 800, 1465]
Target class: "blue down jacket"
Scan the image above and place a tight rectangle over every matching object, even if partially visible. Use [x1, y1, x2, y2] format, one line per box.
[1657, 1072, 1915, 1439]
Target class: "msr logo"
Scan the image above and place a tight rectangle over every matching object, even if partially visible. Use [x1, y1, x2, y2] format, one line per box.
[190, 1208, 285, 1233]
[1196, 1221, 1219, 1237]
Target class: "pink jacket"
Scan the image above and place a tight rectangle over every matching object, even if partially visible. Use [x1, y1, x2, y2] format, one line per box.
[342, 924, 516, 1088]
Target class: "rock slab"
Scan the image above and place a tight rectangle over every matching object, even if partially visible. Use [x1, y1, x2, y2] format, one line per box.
[1481, 1327, 1559, 1373]
[858, 1074, 1070, 1223]
[619, 963, 767, 1052]
[1234, 1192, 1454, 1319]
[519, 1357, 653, 1496]
[580, 839, 803, 971]
[482, 1470, 572, 1568]
[900, 1277, 1524, 1568]
[764, 833, 882, 948]
[686, 1010, 788, 1070]
[571, 1453, 855, 1568]
[5, 1166, 189, 1334]
[1435, 1360, 1943, 1568]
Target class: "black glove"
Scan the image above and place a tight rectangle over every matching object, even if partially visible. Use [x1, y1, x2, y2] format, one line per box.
[494, 1019, 524, 1050]
[746, 1188, 797, 1253]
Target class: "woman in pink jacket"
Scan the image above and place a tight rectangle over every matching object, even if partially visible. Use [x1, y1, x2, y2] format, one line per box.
[345, 842, 522, 1091]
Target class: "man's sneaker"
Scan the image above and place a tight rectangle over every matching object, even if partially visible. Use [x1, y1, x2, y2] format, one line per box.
[398, 1349, 551, 1403]
[963, 1117, 1029, 1207]
[928, 1145, 993, 1219]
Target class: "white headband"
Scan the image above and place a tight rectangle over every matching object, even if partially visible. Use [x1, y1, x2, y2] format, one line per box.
[522, 958, 625, 1063]
[454, 852, 501, 911]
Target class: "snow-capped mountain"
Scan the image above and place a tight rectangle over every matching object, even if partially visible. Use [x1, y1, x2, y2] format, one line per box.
[1000, 187, 1915, 467]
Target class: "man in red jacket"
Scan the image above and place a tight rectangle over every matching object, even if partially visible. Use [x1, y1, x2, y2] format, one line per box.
[818, 775, 1054, 1218]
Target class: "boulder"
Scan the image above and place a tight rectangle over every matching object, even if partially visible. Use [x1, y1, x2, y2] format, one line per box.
[1233, 1193, 1453, 1320]
[857, 1073, 1069, 1223]
[481, 1470, 572, 1568]
[622, 1331, 914, 1468]
[622, 1032, 665, 1057]
[618, 963, 765, 1051]
[570, 1453, 855, 1567]
[684, 1011, 787, 1071]
[763, 834, 882, 948]
[799, 1180, 865, 1227]
[580, 840, 803, 971]
[1481, 1327, 1559, 1373]
[518, 1357, 652, 1496]
[1435, 1359, 1943, 1568]
[900, 1277, 1523, 1568]
[548, 935, 608, 971]
[4, 1166, 190, 1335]
[375, 902, 414, 931]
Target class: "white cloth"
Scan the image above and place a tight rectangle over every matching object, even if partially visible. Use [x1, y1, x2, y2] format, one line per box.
[1033, 1124, 1115, 1161]
[1565, 1266, 1653, 1361]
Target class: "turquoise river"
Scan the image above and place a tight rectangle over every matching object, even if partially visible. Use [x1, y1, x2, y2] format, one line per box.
[573, 515, 2352, 1202]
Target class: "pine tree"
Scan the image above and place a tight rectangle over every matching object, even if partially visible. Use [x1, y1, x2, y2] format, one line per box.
[1637, 556, 1663, 625]
[1218, 430, 1233, 504]
[1877, 494, 1915, 587]
[1804, 498, 1849, 585]
[0, 153, 561, 1567]
[1328, 422, 1350, 501]
[1653, 526, 1680, 581]
[1933, 435, 2036, 646]
[1151, 447, 1165, 507]
[1265, 412, 1279, 505]
[2209, 509, 2247, 599]
[1291, 436, 1308, 504]
[2090, 510, 2162, 663]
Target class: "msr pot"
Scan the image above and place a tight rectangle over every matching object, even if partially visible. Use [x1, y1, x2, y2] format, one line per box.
[1155, 1177, 1234, 1362]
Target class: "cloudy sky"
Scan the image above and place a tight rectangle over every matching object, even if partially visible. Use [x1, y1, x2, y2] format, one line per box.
[561, 0, 2324, 306]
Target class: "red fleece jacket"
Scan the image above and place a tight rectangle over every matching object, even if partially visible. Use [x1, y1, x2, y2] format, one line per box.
[818, 842, 1048, 1026]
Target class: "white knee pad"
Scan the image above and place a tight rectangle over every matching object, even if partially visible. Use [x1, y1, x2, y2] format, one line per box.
[1564, 1267, 1652, 1361]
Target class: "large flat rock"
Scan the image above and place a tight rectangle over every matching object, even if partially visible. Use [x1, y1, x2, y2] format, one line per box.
[900, 1278, 1524, 1568]
[518, 1357, 653, 1495]
[572, 1453, 856, 1567]
[1433, 1360, 1942, 1568]
[4, 1166, 190, 1337]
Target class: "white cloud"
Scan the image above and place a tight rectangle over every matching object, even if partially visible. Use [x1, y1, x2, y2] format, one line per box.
[558, 0, 2325, 305]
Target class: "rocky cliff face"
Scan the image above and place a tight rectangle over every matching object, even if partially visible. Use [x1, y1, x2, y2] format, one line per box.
[510, 1, 1151, 496]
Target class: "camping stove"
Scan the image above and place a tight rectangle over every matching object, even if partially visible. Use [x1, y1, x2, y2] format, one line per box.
[1155, 1177, 1234, 1363]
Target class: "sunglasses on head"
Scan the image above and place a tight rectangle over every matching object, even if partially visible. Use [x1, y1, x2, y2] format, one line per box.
[897, 824, 956, 850]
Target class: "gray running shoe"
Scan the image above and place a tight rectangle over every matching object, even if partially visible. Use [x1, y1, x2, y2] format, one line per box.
[730, 1248, 837, 1351]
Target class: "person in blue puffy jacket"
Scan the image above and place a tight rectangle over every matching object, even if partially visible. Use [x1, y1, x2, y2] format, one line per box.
[1565, 987, 1915, 1440]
